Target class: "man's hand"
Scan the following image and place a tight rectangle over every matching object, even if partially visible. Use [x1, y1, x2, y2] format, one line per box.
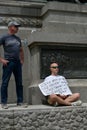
[59, 95, 67, 99]
[20, 59, 24, 65]
[0, 58, 9, 66]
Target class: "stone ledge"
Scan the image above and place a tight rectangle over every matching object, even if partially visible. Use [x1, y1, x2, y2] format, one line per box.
[28, 32, 87, 47]
[0, 1, 45, 17]
[41, 1, 87, 16]
[0, 1, 45, 7]
[0, 103, 87, 110]
[0, 104, 87, 130]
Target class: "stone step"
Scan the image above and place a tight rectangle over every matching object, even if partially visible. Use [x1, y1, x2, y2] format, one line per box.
[0, 104, 87, 130]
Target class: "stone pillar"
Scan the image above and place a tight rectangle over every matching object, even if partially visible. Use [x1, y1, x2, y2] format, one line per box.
[28, 2, 87, 104]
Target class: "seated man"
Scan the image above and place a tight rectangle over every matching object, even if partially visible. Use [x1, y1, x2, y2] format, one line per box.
[44, 62, 82, 106]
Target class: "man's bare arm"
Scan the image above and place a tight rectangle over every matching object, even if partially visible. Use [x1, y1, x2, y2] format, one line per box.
[20, 47, 24, 64]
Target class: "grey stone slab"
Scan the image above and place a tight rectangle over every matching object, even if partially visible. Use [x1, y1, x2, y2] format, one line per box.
[0, 1, 45, 17]
[28, 32, 87, 47]
[28, 84, 45, 104]
[41, 1, 87, 16]
[0, 0, 45, 7]
[0, 5, 41, 17]
[42, 22, 87, 34]
[71, 87, 87, 103]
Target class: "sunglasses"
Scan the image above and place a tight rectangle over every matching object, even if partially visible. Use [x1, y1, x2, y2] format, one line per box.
[51, 66, 59, 69]
[14, 25, 19, 28]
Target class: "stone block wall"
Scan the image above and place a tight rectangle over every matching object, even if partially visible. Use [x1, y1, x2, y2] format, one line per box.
[0, 105, 87, 130]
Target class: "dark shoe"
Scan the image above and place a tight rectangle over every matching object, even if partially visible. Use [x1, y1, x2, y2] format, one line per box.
[1, 104, 8, 109]
[17, 103, 28, 108]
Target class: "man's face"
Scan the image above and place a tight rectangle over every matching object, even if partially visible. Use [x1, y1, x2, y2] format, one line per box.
[8, 25, 19, 34]
[50, 63, 59, 75]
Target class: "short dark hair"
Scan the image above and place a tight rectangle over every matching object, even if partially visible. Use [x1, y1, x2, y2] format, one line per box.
[50, 61, 58, 67]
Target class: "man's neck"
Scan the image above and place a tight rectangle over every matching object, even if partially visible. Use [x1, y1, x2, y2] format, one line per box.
[51, 73, 58, 76]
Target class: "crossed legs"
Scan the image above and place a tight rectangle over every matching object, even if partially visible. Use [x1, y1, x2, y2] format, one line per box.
[47, 93, 80, 106]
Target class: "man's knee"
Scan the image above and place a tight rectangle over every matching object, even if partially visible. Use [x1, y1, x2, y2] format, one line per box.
[49, 94, 57, 101]
[76, 93, 80, 98]
[74, 93, 80, 99]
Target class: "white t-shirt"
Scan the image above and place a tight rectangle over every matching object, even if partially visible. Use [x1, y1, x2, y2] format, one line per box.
[45, 75, 68, 83]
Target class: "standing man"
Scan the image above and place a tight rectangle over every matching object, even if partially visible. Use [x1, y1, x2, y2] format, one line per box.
[44, 62, 82, 106]
[0, 21, 24, 109]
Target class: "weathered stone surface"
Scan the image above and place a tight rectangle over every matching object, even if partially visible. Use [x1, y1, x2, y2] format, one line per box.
[0, 105, 87, 130]
[0, 17, 42, 27]
[0, 1, 45, 16]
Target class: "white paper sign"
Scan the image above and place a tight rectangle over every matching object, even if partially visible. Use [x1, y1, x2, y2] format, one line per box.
[39, 77, 72, 96]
